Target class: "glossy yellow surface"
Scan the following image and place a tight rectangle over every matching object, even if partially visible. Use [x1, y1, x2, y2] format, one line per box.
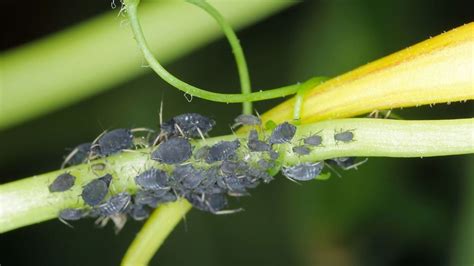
[262, 23, 474, 124]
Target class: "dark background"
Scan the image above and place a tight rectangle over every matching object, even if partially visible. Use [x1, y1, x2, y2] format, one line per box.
[1, 0, 473, 265]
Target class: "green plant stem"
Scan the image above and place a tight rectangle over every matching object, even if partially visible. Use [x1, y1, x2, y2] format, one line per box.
[122, 118, 474, 265]
[1, 118, 472, 235]
[293, 77, 329, 122]
[121, 198, 192, 266]
[125, 1, 312, 103]
[186, 0, 253, 114]
[0, 1, 295, 130]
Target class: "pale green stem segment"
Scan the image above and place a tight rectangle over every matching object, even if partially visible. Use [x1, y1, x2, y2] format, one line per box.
[121, 199, 192, 266]
[1, 118, 472, 231]
[186, 0, 253, 114]
[125, 1, 314, 103]
[121, 117, 474, 265]
[293, 77, 329, 123]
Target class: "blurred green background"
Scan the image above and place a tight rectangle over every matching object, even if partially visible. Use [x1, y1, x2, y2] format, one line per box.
[1, 0, 473, 265]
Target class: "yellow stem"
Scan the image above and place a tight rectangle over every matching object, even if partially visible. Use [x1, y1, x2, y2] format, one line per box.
[263, 23, 474, 124]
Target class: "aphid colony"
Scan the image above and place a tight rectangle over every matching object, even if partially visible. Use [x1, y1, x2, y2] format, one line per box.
[52, 113, 361, 229]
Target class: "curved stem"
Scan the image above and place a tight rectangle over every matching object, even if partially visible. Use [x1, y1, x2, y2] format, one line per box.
[125, 2, 306, 103]
[1, 118, 472, 234]
[186, 0, 253, 114]
[1, 0, 295, 130]
[293, 77, 329, 122]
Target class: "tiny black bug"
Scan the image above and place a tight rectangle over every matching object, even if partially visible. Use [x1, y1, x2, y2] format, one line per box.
[58, 208, 86, 221]
[173, 164, 204, 189]
[246, 167, 273, 184]
[49, 173, 76, 193]
[134, 189, 168, 205]
[61, 143, 92, 168]
[220, 160, 247, 175]
[128, 204, 150, 221]
[304, 135, 323, 146]
[193, 145, 210, 161]
[196, 167, 226, 194]
[248, 129, 258, 142]
[206, 140, 241, 163]
[257, 159, 274, 171]
[292, 145, 311, 155]
[152, 137, 193, 164]
[224, 175, 248, 196]
[91, 128, 134, 157]
[232, 114, 261, 128]
[146, 191, 178, 207]
[156, 191, 178, 204]
[96, 192, 131, 216]
[81, 174, 113, 206]
[161, 113, 215, 138]
[185, 192, 228, 214]
[247, 130, 271, 152]
[135, 168, 170, 191]
[269, 150, 280, 160]
[269, 122, 296, 144]
[334, 129, 355, 143]
[282, 162, 324, 181]
[327, 157, 368, 170]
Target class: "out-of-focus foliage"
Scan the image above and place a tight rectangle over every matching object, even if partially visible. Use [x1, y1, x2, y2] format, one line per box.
[0, 1, 472, 265]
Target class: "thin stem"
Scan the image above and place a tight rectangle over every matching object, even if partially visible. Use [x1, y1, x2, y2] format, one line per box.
[1, 118, 472, 234]
[186, 0, 253, 114]
[1, 0, 295, 130]
[125, 2, 307, 103]
[293, 77, 329, 122]
[121, 199, 192, 266]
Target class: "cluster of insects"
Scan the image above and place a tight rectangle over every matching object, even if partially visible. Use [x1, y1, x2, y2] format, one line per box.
[50, 113, 364, 231]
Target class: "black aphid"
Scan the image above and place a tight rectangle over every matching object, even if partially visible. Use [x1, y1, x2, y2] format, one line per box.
[247, 130, 271, 152]
[282, 162, 324, 181]
[128, 204, 150, 221]
[269, 150, 279, 160]
[152, 137, 192, 164]
[196, 167, 226, 194]
[206, 140, 241, 163]
[81, 174, 113, 206]
[194, 145, 210, 160]
[96, 192, 131, 216]
[257, 159, 274, 170]
[327, 157, 368, 170]
[220, 160, 247, 175]
[233, 114, 261, 127]
[161, 113, 215, 138]
[269, 122, 296, 144]
[59, 208, 86, 221]
[93, 129, 134, 156]
[224, 175, 248, 195]
[185, 193, 228, 213]
[292, 145, 311, 155]
[246, 167, 273, 184]
[173, 164, 204, 189]
[248, 130, 258, 142]
[62, 143, 91, 168]
[304, 135, 323, 146]
[134, 189, 168, 205]
[135, 168, 169, 190]
[146, 191, 178, 207]
[156, 191, 178, 204]
[49, 173, 76, 193]
[328, 157, 355, 168]
[334, 130, 354, 143]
